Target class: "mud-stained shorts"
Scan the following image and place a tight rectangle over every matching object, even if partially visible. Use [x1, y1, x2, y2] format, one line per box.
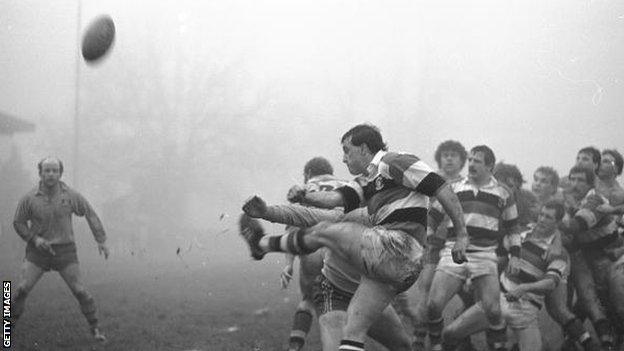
[358, 226, 423, 292]
[25, 242, 78, 271]
[436, 245, 498, 281]
[500, 294, 541, 330]
[314, 275, 353, 315]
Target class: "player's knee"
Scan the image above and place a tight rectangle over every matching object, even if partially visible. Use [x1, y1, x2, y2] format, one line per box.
[296, 301, 315, 314]
[319, 311, 346, 331]
[482, 300, 502, 324]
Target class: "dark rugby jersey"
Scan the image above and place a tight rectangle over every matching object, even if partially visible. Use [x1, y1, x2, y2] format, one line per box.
[13, 181, 106, 245]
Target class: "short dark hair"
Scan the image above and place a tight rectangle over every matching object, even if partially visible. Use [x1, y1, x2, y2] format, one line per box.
[569, 165, 595, 186]
[434, 140, 468, 169]
[37, 157, 64, 175]
[470, 145, 496, 168]
[602, 149, 624, 175]
[578, 146, 601, 171]
[543, 200, 565, 221]
[341, 124, 387, 154]
[493, 162, 524, 185]
[304, 157, 333, 177]
[534, 166, 559, 189]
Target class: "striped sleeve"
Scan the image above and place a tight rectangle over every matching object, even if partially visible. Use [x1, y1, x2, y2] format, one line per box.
[380, 153, 445, 196]
[544, 255, 568, 285]
[336, 180, 365, 213]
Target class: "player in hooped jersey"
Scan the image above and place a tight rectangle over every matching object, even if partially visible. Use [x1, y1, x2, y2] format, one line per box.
[240, 124, 467, 351]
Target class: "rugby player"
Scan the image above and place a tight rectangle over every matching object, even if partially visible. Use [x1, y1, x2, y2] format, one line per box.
[426, 145, 521, 351]
[530, 166, 600, 351]
[394, 140, 468, 351]
[240, 124, 467, 351]
[443, 201, 567, 351]
[11, 157, 108, 341]
[561, 165, 624, 350]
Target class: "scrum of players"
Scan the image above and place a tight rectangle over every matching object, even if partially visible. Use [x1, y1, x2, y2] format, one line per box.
[239, 123, 624, 351]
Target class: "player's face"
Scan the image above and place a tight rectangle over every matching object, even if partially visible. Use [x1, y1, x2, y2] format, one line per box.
[467, 151, 490, 182]
[598, 153, 617, 178]
[535, 207, 558, 234]
[576, 152, 597, 170]
[440, 150, 463, 177]
[569, 172, 591, 197]
[342, 137, 368, 175]
[39, 162, 61, 187]
[532, 171, 556, 197]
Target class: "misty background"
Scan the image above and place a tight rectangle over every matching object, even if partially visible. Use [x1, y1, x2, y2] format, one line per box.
[1, 0, 623, 273]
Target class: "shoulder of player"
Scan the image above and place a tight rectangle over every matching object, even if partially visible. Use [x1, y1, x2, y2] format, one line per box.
[379, 151, 422, 167]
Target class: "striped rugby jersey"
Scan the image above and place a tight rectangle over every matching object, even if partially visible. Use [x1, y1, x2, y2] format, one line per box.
[337, 150, 446, 244]
[572, 189, 617, 245]
[429, 176, 518, 250]
[500, 229, 568, 307]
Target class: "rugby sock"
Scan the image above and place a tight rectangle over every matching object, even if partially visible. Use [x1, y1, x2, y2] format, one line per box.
[412, 328, 427, 350]
[339, 339, 364, 351]
[288, 310, 313, 350]
[428, 316, 444, 349]
[485, 323, 507, 351]
[266, 230, 315, 255]
[76, 291, 98, 328]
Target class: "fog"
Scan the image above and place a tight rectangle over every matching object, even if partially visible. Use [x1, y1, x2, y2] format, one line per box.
[1, 0, 623, 269]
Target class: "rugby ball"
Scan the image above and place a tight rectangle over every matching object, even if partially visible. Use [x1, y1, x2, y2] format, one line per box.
[81, 15, 115, 63]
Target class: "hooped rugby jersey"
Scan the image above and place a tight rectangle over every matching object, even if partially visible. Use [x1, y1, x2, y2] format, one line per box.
[429, 176, 518, 251]
[336, 150, 446, 244]
[499, 229, 568, 307]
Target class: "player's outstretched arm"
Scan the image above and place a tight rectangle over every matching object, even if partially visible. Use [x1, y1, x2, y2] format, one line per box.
[299, 190, 344, 209]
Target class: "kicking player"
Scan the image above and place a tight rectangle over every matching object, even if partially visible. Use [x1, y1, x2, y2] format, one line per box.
[250, 156, 415, 351]
[11, 157, 109, 341]
[240, 124, 467, 351]
[427, 145, 521, 351]
[443, 201, 567, 351]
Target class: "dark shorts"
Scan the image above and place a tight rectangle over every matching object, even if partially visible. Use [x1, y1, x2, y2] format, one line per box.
[313, 275, 354, 315]
[25, 242, 78, 271]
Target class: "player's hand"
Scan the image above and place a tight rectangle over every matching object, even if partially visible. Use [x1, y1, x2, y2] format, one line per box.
[583, 194, 603, 210]
[507, 256, 521, 276]
[280, 264, 293, 289]
[242, 195, 268, 218]
[287, 185, 306, 203]
[451, 235, 468, 264]
[504, 286, 525, 302]
[98, 242, 109, 260]
[34, 236, 56, 256]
